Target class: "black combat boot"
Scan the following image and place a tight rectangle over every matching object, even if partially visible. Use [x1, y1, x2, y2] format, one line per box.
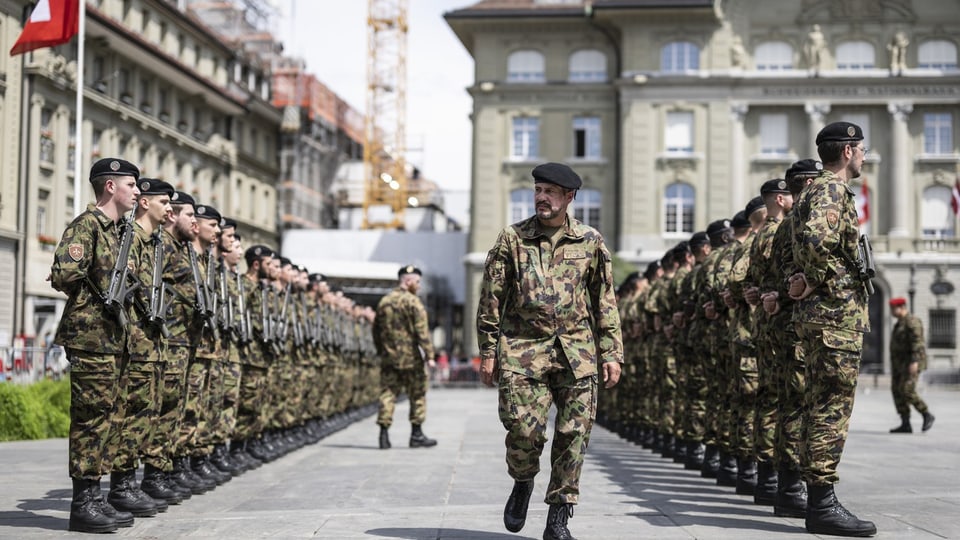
[684, 441, 705, 470]
[701, 444, 720, 478]
[192, 455, 230, 485]
[735, 458, 757, 495]
[543, 503, 576, 540]
[379, 425, 391, 449]
[93, 479, 134, 528]
[410, 424, 438, 448]
[503, 479, 534, 533]
[171, 456, 212, 494]
[922, 412, 935, 432]
[641, 429, 655, 449]
[247, 437, 271, 462]
[889, 415, 912, 433]
[716, 451, 738, 487]
[140, 464, 183, 505]
[753, 461, 778, 506]
[108, 469, 160, 517]
[210, 444, 242, 476]
[805, 483, 877, 537]
[69, 478, 118, 533]
[672, 438, 688, 463]
[774, 468, 807, 518]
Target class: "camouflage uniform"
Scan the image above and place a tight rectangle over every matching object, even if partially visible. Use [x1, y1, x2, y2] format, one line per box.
[51, 204, 129, 480]
[373, 285, 434, 428]
[235, 274, 271, 443]
[890, 313, 930, 417]
[792, 169, 870, 486]
[477, 215, 623, 505]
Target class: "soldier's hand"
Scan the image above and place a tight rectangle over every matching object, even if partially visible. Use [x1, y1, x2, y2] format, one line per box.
[672, 312, 683, 328]
[664, 325, 674, 341]
[721, 289, 736, 309]
[744, 286, 761, 306]
[479, 358, 497, 387]
[788, 273, 813, 300]
[908, 361, 919, 377]
[761, 291, 780, 315]
[602, 361, 621, 388]
[703, 301, 718, 320]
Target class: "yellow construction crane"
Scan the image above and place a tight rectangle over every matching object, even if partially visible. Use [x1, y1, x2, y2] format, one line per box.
[362, 0, 408, 229]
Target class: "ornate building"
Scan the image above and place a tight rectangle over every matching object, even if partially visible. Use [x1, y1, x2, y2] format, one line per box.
[446, 0, 960, 373]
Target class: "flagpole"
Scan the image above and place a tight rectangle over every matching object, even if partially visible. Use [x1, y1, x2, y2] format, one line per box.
[72, 0, 85, 217]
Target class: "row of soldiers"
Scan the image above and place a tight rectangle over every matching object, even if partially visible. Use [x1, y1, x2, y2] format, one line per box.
[51, 158, 380, 534]
[599, 121, 878, 537]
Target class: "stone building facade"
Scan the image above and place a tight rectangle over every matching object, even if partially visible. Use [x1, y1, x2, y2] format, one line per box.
[446, 0, 960, 373]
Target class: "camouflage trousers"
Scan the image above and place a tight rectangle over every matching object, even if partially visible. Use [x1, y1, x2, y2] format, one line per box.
[681, 340, 709, 442]
[712, 335, 735, 452]
[177, 354, 211, 456]
[498, 367, 597, 505]
[109, 349, 163, 471]
[891, 368, 929, 417]
[654, 334, 677, 436]
[210, 356, 242, 445]
[732, 345, 758, 460]
[66, 349, 126, 479]
[143, 344, 190, 471]
[377, 364, 429, 428]
[754, 312, 788, 464]
[235, 362, 268, 441]
[797, 324, 863, 486]
[775, 328, 805, 472]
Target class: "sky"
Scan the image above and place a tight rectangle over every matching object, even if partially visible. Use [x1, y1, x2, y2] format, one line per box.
[273, 0, 476, 227]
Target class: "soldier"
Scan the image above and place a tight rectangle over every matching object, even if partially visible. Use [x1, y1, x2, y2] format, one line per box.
[888, 297, 935, 433]
[50, 157, 140, 533]
[477, 162, 622, 540]
[788, 121, 877, 537]
[373, 265, 438, 449]
[106, 178, 179, 517]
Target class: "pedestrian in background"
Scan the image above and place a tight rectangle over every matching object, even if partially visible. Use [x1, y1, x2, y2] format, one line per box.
[477, 162, 622, 540]
[888, 297, 935, 434]
[373, 265, 438, 450]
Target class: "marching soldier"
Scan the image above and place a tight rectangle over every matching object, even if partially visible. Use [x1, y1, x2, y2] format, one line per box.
[888, 297, 935, 433]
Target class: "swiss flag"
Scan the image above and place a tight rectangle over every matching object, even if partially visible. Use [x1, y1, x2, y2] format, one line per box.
[9, 0, 79, 56]
[857, 178, 870, 227]
[952, 177, 960, 217]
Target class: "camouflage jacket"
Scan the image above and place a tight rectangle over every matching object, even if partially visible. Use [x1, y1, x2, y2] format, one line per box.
[891, 314, 926, 371]
[50, 204, 128, 354]
[241, 274, 271, 367]
[373, 286, 433, 369]
[770, 208, 799, 309]
[792, 170, 870, 332]
[161, 227, 201, 346]
[127, 222, 164, 357]
[476, 215, 623, 380]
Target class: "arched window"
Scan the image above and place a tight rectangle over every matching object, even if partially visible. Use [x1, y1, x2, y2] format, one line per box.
[921, 185, 956, 238]
[661, 42, 700, 72]
[507, 50, 545, 82]
[664, 182, 695, 234]
[755, 41, 793, 70]
[572, 189, 601, 229]
[918, 40, 958, 69]
[836, 41, 875, 70]
[509, 188, 535, 224]
[568, 49, 606, 82]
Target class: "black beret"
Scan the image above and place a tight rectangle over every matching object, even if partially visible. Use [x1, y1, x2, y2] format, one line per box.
[760, 178, 790, 195]
[90, 158, 140, 182]
[309, 273, 327, 283]
[785, 159, 823, 178]
[643, 260, 661, 280]
[532, 162, 582, 190]
[670, 241, 691, 258]
[194, 204, 223, 225]
[689, 231, 709, 248]
[399, 264, 422, 277]
[815, 121, 864, 145]
[137, 178, 174, 196]
[745, 195, 765, 217]
[279, 257, 292, 267]
[170, 191, 196, 207]
[221, 218, 238, 230]
[730, 210, 750, 229]
[245, 245, 274, 260]
[706, 219, 732, 238]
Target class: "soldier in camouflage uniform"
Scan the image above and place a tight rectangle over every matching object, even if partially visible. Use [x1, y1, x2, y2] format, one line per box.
[649, 247, 682, 455]
[888, 297, 935, 433]
[788, 122, 876, 537]
[477, 163, 622, 540]
[50, 158, 141, 533]
[105, 179, 179, 517]
[373, 265, 438, 449]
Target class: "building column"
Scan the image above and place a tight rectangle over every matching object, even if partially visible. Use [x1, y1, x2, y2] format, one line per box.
[887, 101, 913, 238]
[730, 102, 748, 212]
[804, 101, 831, 158]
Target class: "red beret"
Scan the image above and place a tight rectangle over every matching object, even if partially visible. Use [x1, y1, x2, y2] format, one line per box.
[889, 297, 907, 307]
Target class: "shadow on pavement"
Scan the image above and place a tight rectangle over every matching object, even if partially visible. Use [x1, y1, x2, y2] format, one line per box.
[0, 489, 72, 532]
[366, 528, 531, 539]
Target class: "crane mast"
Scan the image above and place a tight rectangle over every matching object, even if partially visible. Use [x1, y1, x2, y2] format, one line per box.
[362, 0, 408, 229]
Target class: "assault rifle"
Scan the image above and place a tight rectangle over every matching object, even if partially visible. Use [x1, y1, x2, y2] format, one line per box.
[856, 234, 876, 295]
[276, 283, 291, 342]
[236, 272, 250, 345]
[101, 211, 139, 326]
[187, 244, 218, 340]
[217, 256, 232, 333]
[204, 245, 220, 328]
[146, 230, 171, 337]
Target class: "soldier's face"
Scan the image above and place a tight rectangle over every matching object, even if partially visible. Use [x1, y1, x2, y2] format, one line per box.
[534, 183, 573, 222]
[268, 258, 281, 280]
[225, 241, 242, 266]
[219, 227, 236, 252]
[113, 177, 140, 212]
[197, 218, 219, 246]
[174, 206, 197, 241]
[847, 143, 867, 179]
[402, 274, 421, 294]
[144, 194, 171, 227]
[779, 193, 795, 212]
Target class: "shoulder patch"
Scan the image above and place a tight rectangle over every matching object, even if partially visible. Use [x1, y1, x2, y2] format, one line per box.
[826, 209, 840, 228]
[68, 243, 84, 262]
